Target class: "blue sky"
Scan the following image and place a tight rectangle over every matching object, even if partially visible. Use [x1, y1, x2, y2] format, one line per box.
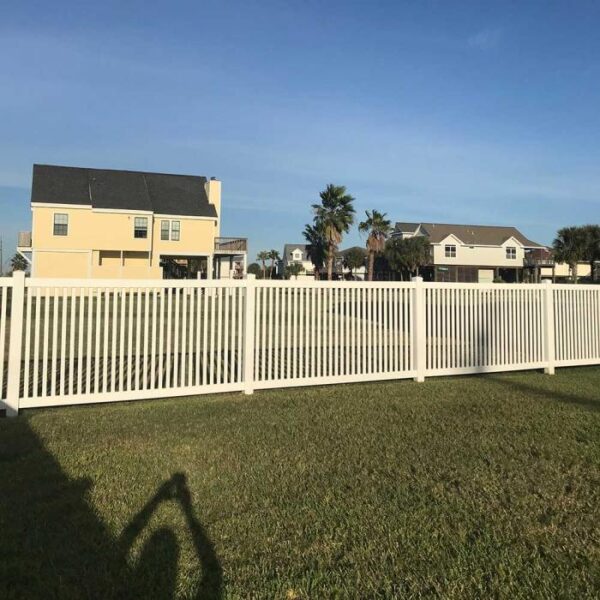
[2, 1, 600, 267]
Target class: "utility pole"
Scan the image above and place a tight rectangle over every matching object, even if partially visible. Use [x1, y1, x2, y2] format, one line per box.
[0, 236, 3, 277]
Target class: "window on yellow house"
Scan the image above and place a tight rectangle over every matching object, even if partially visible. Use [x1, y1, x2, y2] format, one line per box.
[160, 220, 170, 240]
[53, 213, 68, 236]
[134, 217, 148, 239]
[160, 220, 180, 241]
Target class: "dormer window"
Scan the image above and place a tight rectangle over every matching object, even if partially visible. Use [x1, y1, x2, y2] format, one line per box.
[506, 246, 517, 260]
[444, 244, 456, 258]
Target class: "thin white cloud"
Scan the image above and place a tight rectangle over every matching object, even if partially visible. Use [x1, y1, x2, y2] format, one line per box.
[468, 28, 501, 50]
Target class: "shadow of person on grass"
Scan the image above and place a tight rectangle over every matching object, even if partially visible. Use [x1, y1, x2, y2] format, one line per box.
[0, 418, 222, 599]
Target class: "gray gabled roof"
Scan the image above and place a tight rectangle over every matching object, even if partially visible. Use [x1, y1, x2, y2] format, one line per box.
[283, 244, 310, 261]
[394, 222, 420, 233]
[31, 164, 218, 218]
[394, 221, 544, 248]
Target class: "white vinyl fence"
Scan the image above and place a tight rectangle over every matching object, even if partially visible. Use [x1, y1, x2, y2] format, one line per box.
[1, 273, 599, 416]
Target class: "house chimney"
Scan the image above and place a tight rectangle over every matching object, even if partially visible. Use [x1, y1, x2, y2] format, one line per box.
[205, 177, 221, 236]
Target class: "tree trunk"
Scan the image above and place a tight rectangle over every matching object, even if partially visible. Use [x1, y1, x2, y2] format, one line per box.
[367, 251, 375, 282]
[572, 262, 578, 283]
[327, 243, 334, 280]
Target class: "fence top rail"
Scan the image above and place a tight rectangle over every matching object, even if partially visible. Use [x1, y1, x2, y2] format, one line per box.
[551, 283, 600, 291]
[425, 281, 600, 290]
[423, 282, 548, 290]
[25, 278, 247, 289]
[255, 279, 417, 289]
[13, 276, 600, 291]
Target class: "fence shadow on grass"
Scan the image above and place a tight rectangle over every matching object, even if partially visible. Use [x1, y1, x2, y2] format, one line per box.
[463, 326, 600, 411]
[486, 371, 600, 413]
[0, 419, 222, 599]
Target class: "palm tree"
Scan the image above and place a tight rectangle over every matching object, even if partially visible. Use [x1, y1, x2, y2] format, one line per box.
[10, 253, 28, 273]
[312, 184, 355, 280]
[267, 250, 280, 279]
[256, 251, 269, 279]
[582, 224, 600, 282]
[553, 226, 588, 283]
[358, 210, 392, 281]
[303, 222, 327, 280]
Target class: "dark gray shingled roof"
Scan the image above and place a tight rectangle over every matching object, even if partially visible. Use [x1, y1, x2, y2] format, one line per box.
[394, 222, 420, 233]
[283, 244, 309, 261]
[394, 222, 544, 248]
[31, 164, 218, 218]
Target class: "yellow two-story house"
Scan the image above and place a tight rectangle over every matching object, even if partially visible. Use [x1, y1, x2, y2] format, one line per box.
[18, 164, 247, 279]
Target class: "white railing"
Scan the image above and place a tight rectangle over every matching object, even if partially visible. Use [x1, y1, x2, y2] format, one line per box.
[1, 273, 599, 416]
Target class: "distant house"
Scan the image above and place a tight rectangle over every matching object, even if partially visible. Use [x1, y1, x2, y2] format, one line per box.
[280, 244, 314, 278]
[17, 164, 247, 279]
[279, 244, 368, 279]
[392, 222, 554, 283]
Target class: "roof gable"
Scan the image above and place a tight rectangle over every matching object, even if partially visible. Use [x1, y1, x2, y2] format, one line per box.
[438, 233, 463, 245]
[501, 236, 524, 247]
[283, 244, 309, 261]
[394, 222, 420, 233]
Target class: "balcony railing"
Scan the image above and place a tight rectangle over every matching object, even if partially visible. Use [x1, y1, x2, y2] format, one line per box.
[214, 237, 247, 253]
[18, 231, 31, 248]
[524, 249, 554, 267]
[525, 257, 555, 267]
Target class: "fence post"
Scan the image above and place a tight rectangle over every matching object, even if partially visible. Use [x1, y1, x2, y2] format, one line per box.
[5, 271, 25, 417]
[411, 276, 425, 382]
[543, 279, 555, 375]
[243, 274, 256, 395]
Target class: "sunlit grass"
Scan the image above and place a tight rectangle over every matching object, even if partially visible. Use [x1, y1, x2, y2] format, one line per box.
[1, 367, 599, 598]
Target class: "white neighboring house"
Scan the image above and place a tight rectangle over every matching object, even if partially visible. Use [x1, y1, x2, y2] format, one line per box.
[392, 222, 559, 283]
[280, 244, 314, 278]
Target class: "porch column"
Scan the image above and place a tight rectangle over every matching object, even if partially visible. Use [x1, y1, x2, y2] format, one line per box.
[207, 254, 213, 280]
[242, 253, 248, 277]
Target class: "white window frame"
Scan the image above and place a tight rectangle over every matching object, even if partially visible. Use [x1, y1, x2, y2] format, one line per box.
[53, 213, 68, 236]
[134, 217, 148, 239]
[171, 220, 180, 241]
[160, 220, 170, 241]
[160, 219, 181, 241]
[444, 244, 456, 258]
[506, 246, 517, 260]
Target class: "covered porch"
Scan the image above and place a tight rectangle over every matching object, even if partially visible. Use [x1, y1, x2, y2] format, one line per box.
[161, 237, 248, 280]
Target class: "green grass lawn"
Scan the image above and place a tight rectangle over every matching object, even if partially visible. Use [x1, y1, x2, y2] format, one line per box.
[1, 368, 599, 599]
